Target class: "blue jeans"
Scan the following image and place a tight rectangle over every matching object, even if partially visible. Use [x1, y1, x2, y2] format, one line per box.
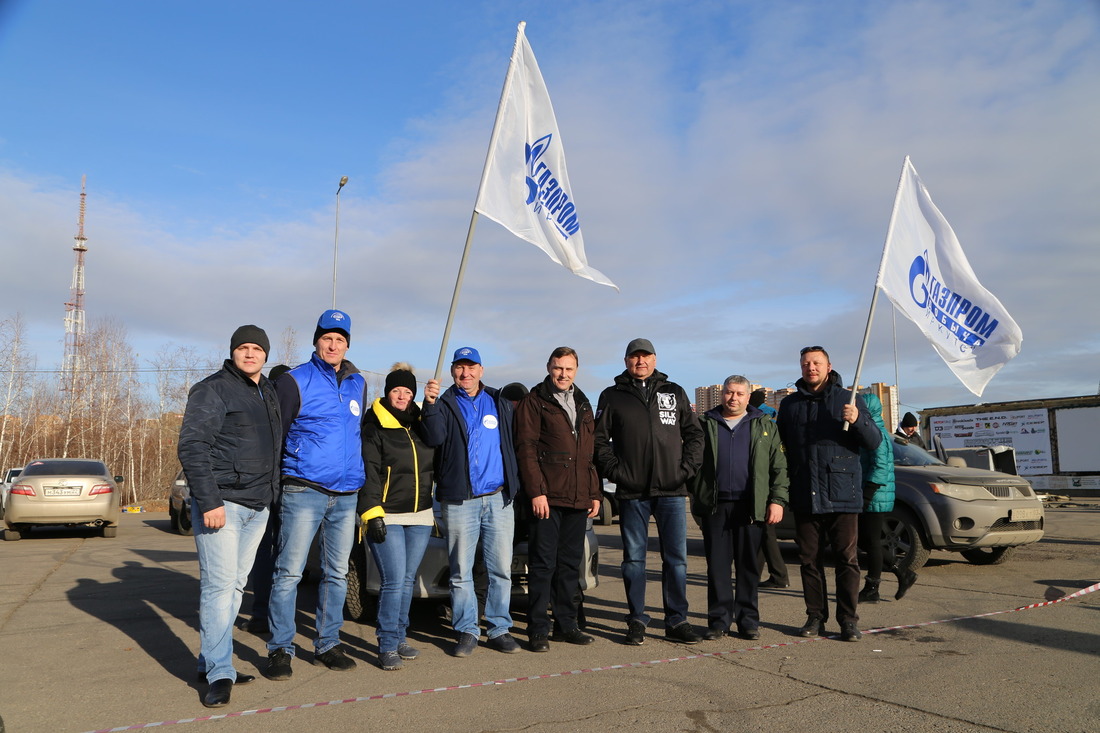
[440, 492, 514, 638]
[267, 485, 357, 656]
[368, 524, 431, 653]
[192, 501, 269, 683]
[619, 496, 689, 628]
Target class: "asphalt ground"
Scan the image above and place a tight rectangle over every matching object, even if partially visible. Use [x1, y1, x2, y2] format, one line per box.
[1, 500, 1098, 733]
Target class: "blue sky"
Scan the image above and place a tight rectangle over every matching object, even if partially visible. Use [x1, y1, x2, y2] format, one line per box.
[1, 0, 1098, 416]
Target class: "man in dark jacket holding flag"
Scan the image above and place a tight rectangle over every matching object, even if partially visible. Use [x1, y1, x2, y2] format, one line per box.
[777, 346, 882, 642]
[594, 338, 704, 646]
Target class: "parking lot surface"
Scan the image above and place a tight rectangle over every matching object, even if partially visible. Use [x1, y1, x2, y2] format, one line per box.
[1, 501, 1098, 733]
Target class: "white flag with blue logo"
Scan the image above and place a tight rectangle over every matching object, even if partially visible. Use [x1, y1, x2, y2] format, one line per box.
[474, 23, 618, 291]
[877, 157, 1022, 396]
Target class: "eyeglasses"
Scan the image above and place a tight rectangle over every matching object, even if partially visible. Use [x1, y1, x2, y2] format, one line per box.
[800, 345, 825, 355]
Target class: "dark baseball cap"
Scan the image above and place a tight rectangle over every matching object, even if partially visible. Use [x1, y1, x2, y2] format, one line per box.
[625, 338, 655, 356]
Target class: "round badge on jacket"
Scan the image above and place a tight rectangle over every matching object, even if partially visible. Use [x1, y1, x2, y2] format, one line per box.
[350, 400, 361, 417]
[483, 414, 499, 430]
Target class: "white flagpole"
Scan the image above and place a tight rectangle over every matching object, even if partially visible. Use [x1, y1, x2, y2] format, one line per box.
[433, 22, 528, 381]
[845, 155, 910, 429]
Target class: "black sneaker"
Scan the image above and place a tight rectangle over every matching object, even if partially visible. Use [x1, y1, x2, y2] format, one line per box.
[487, 633, 520, 653]
[264, 648, 293, 681]
[840, 622, 862, 642]
[396, 642, 420, 660]
[551, 628, 595, 645]
[529, 633, 550, 652]
[759, 577, 789, 589]
[452, 632, 478, 657]
[624, 620, 646, 646]
[895, 569, 918, 600]
[378, 650, 403, 670]
[798, 616, 827, 638]
[665, 622, 702, 644]
[313, 645, 357, 671]
[702, 626, 726, 641]
[738, 627, 761, 641]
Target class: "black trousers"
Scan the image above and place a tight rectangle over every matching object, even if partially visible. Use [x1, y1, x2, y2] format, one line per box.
[700, 499, 764, 633]
[757, 523, 788, 584]
[526, 505, 588, 636]
[794, 512, 860, 625]
[858, 511, 886, 579]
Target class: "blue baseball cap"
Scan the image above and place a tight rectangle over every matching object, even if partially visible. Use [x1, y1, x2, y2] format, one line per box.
[314, 309, 351, 345]
[451, 346, 482, 365]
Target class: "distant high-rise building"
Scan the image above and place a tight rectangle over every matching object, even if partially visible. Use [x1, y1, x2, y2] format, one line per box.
[856, 382, 900, 432]
[695, 384, 722, 414]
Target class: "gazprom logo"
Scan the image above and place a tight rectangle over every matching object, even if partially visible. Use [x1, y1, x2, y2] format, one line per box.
[524, 134, 580, 239]
[907, 250, 999, 350]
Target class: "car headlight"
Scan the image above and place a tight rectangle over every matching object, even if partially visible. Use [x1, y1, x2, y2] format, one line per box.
[929, 482, 990, 501]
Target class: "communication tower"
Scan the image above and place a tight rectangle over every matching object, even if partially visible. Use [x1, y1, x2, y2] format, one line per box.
[62, 176, 88, 390]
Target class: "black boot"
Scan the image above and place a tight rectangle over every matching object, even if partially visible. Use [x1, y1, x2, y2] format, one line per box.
[858, 577, 881, 603]
[894, 567, 918, 600]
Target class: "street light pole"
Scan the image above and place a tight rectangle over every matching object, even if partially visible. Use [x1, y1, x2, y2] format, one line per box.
[332, 175, 349, 309]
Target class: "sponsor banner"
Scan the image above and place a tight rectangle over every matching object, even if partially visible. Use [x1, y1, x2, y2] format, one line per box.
[929, 409, 1051, 474]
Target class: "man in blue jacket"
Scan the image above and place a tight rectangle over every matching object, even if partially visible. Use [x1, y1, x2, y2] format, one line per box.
[178, 325, 281, 708]
[265, 310, 366, 679]
[421, 347, 521, 657]
[776, 346, 882, 642]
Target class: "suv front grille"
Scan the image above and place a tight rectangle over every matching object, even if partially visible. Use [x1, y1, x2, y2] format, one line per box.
[989, 518, 1042, 532]
[986, 484, 1033, 498]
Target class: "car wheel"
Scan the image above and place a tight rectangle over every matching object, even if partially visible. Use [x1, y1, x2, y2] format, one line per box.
[882, 508, 930, 573]
[102, 524, 118, 538]
[174, 505, 193, 536]
[598, 497, 614, 526]
[3, 527, 20, 541]
[960, 546, 1017, 565]
[344, 544, 378, 624]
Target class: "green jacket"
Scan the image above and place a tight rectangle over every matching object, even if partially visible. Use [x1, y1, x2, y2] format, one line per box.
[689, 406, 789, 522]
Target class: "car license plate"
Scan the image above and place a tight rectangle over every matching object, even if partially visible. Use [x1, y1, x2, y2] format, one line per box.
[1010, 507, 1041, 521]
[44, 487, 82, 497]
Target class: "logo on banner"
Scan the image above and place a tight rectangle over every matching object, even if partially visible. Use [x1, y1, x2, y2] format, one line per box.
[524, 134, 581, 239]
[907, 250, 1002, 352]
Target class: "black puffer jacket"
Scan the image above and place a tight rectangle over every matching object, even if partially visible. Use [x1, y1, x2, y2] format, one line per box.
[178, 360, 282, 513]
[776, 371, 882, 515]
[593, 369, 703, 500]
[357, 398, 435, 519]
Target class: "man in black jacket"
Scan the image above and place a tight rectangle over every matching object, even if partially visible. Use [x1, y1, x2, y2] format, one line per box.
[594, 338, 704, 646]
[776, 346, 881, 642]
[178, 325, 281, 708]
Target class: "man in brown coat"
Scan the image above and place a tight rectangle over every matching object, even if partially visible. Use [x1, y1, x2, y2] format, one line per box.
[515, 346, 602, 651]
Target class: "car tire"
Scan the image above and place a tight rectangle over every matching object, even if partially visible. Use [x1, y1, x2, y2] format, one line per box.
[102, 524, 118, 538]
[882, 508, 931, 574]
[960, 546, 1017, 565]
[174, 506, 193, 536]
[598, 497, 614, 526]
[344, 544, 378, 624]
[3, 527, 20, 541]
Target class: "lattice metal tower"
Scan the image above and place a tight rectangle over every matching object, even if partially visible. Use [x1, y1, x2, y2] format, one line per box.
[62, 175, 88, 390]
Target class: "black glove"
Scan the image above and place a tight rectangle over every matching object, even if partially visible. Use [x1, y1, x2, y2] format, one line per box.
[367, 517, 387, 544]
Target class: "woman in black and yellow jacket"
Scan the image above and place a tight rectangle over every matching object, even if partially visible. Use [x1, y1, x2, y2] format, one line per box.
[358, 365, 436, 671]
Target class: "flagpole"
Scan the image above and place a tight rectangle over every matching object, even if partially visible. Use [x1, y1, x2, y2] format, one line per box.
[845, 155, 910, 429]
[433, 22, 528, 381]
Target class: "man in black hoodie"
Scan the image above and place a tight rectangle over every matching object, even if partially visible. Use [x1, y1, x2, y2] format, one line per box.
[594, 338, 704, 646]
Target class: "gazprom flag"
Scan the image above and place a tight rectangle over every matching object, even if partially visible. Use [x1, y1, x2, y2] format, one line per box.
[878, 158, 1022, 397]
[474, 23, 618, 291]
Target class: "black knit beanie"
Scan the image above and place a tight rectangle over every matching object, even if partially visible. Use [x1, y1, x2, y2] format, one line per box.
[230, 325, 270, 356]
[385, 369, 418, 398]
